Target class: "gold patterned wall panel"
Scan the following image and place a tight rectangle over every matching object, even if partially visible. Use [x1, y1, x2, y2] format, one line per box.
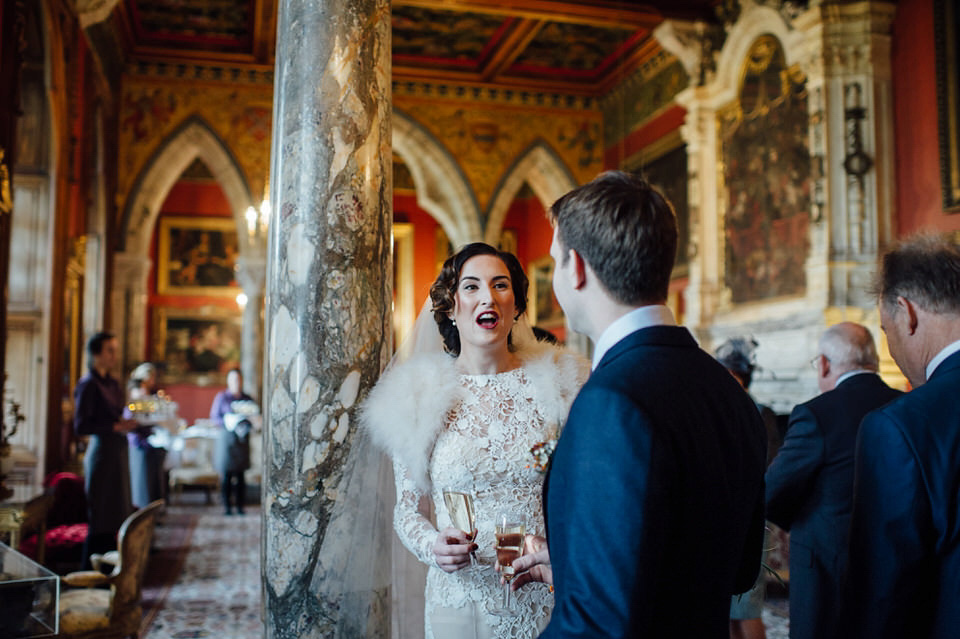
[394, 95, 603, 213]
[117, 75, 274, 208]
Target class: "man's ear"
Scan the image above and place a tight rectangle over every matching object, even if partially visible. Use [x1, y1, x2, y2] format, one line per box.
[569, 248, 587, 290]
[897, 296, 919, 335]
[818, 354, 831, 379]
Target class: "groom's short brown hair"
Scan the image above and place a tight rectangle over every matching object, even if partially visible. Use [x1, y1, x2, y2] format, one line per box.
[549, 171, 678, 306]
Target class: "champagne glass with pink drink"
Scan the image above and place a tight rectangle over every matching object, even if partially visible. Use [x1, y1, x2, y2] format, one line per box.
[491, 511, 526, 615]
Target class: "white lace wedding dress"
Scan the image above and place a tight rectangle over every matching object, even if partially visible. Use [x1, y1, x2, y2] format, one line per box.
[362, 346, 588, 639]
[396, 368, 556, 638]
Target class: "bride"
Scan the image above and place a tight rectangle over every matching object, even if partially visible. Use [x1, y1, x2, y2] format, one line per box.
[362, 242, 588, 639]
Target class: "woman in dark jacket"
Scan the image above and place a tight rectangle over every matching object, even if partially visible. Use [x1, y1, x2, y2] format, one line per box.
[74, 331, 135, 566]
[210, 368, 253, 515]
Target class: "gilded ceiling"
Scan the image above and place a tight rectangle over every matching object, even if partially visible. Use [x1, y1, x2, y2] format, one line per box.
[119, 0, 717, 96]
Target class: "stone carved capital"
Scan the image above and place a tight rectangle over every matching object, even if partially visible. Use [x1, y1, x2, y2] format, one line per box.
[654, 20, 705, 82]
[113, 252, 151, 290]
[236, 255, 267, 295]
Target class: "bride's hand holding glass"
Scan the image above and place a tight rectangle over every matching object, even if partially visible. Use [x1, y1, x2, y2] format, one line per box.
[432, 527, 478, 573]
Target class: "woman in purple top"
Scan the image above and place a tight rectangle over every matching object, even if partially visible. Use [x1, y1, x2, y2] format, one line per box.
[125, 362, 168, 508]
[210, 368, 252, 514]
[73, 331, 136, 567]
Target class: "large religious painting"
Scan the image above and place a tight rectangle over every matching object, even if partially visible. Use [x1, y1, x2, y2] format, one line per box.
[153, 307, 242, 382]
[632, 140, 689, 276]
[157, 216, 240, 296]
[719, 35, 810, 304]
[935, 0, 960, 211]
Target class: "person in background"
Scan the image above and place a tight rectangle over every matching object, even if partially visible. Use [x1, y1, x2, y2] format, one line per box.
[74, 331, 135, 567]
[125, 362, 168, 508]
[765, 322, 900, 639]
[715, 337, 780, 639]
[210, 368, 253, 515]
[513, 171, 767, 638]
[840, 234, 960, 638]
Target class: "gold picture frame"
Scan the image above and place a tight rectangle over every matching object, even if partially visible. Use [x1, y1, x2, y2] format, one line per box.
[153, 306, 243, 383]
[157, 216, 241, 296]
[935, 0, 960, 211]
[529, 256, 564, 328]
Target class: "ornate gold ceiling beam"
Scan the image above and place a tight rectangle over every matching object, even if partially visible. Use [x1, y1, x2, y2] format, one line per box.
[480, 18, 543, 82]
[393, 0, 666, 29]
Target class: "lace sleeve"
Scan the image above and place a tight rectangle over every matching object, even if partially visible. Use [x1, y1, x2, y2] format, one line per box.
[393, 459, 439, 566]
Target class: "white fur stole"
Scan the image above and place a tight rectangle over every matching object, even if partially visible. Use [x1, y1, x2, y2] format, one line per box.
[359, 344, 588, 492]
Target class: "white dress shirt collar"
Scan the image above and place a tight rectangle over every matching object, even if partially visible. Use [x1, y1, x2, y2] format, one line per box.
[926, 339, 960, 382]
[591, 305, 676, 370]
[835, 370, 874, 387]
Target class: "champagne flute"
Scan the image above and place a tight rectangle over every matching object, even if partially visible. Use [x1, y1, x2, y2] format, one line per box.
[442, 489, 478, 571]
[491, 511, 526, 616]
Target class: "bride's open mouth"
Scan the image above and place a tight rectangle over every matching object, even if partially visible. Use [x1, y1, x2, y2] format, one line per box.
[476, 311, 500, 329]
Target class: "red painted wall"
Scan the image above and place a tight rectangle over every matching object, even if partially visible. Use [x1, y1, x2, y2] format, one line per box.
[394, 192, 441, 305]
[144, 179, 238, 424]
[503, 195, 566, 342]
[893, 0, 960, 234]
[604, 105, 686, 170]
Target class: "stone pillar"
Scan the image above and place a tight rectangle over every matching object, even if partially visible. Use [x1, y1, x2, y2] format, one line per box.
[263, 1, 393, 638]
[110, 252, 151, 371]
[795, 1, 897, 310]
[236, 254, 266, 402]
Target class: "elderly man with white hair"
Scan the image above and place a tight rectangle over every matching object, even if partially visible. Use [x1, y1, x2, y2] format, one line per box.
[765, 321, 901, 639]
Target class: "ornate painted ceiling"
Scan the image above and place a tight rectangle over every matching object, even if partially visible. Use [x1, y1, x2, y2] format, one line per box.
[116, 0, 717, 96]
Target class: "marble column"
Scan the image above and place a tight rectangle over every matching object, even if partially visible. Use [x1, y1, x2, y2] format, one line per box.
[110, 252, 151, 371]
[263, 1, 393, 638]
[236, 253, 266, 402]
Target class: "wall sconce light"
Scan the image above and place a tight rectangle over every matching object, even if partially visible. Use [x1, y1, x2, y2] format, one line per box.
[245, 197, 270, 244]
[236, 292, 248, 308]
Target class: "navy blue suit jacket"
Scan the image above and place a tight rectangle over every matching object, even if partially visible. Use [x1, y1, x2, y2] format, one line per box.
[541, 326, 767, 638]
[765, 373, 901, 639]
[840, 350, 960, 638]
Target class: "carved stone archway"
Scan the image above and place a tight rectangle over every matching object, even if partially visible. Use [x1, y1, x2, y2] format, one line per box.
[657, 0, 898, 411]
[483, 141, 577, 245]
[392, 110, 482, 248]
[115, 117, 263, 387]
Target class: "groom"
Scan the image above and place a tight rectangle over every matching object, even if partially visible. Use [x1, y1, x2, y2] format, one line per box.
[515, 171, 767, 637]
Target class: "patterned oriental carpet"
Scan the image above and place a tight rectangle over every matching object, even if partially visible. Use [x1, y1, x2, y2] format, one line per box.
[140, 496, 263, 639]
[138, 495, 788, 639]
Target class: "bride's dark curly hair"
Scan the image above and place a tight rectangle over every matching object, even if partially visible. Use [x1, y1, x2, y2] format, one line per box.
[430, 242, 529, 356]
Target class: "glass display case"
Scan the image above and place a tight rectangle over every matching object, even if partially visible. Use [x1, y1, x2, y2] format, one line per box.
[0, 541, 58, 637]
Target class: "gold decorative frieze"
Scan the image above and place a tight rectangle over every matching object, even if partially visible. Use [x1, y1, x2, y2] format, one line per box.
[118, 78, 273, 206]
[395, 98, 603, 212]
[392, 81, 595, 110]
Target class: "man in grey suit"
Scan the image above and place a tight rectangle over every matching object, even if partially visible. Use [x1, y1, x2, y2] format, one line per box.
[840, 234, 960, 638]
[765, 322, 901, 639]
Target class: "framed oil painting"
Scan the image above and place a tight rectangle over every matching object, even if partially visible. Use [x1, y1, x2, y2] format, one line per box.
[529, 256, 564, 328]
[935, 0, 960, 211]
[153, 307, 242, 383]
[157, 216, 240, 296]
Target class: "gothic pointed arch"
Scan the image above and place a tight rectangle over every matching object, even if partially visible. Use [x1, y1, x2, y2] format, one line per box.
[392, 109, 481, 248]
[119, 116, 254, 255]
[483, 141, 576, 245]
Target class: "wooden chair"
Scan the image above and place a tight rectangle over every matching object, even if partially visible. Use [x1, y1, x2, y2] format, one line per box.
[57, 500, 164, 639]
[167, 435, 219, 503]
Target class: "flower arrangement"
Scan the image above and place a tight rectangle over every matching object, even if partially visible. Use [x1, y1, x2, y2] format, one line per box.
[527, 423, 562, 474]
[527, 439, 557, 473]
